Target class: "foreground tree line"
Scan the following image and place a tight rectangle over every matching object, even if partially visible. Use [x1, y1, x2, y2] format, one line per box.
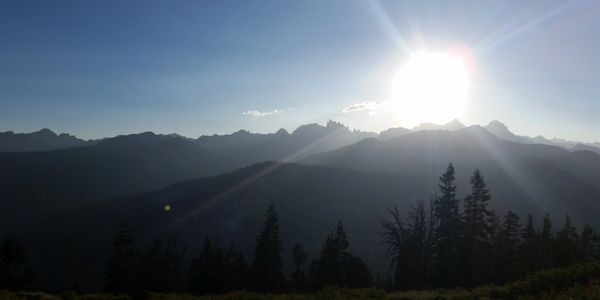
[103, 205, 372, 295]
[102, 163, 600, 295]
[1, 163, 599, 296]
[382, 164, 600, 291]
[0, 237, 33, 291]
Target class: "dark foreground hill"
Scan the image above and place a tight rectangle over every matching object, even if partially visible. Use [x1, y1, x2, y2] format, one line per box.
[6, 159, 600, 291]
[6, 162, 422, 290]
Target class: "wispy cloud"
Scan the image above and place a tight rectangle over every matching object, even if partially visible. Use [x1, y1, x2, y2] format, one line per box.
[242, 109, 282, 117]
[342, 101, 382, 116]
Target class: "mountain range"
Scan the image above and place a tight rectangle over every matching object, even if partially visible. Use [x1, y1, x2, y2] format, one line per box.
[3, 119, 598, 153]
[1, 120, 600, 290]
[0, 128, 97, 152]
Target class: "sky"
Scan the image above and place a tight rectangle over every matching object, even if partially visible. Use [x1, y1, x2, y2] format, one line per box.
[1, 0, 600, 142]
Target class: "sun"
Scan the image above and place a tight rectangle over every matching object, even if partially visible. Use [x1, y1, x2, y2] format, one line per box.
[391, 50, 471, 125]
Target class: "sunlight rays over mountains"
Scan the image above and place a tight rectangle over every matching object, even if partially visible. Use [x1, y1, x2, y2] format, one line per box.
[2, 0, 600, 295]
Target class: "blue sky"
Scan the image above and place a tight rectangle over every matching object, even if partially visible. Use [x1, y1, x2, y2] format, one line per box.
[1, 0, 600, 142]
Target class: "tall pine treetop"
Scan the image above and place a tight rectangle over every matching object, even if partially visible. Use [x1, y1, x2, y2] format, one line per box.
[250, 203, 285, 292]
[438, 163, 457, 201]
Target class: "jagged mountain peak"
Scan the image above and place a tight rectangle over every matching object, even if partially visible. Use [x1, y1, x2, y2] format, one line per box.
[232, 129, 252, 136]
[325, 119, 349, 130]
[292, 120, 351, 136]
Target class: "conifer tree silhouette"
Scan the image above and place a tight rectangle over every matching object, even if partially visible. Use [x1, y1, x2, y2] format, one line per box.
[432, 164, 462, 287]
[250, 203, 285, 292]
[104, 223, 140, 294]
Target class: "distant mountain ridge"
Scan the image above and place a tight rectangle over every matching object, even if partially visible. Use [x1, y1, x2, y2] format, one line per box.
[5, 121, 596, 224]
[379, 119, 600, 154]
[0, 128, 97, 152]
[412, 118, 466, 131]
[6, 119, 598, 225]
[3, 119, 598, 153]
[482, 120, 595, 151]
[378, 119, 466, 140]
[572, 143, 600, 155]
[196, 120, 376, 163]
[0, 121, 376, 222]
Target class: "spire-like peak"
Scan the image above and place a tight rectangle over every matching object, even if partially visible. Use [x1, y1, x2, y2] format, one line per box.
[326, 120, 347, 130]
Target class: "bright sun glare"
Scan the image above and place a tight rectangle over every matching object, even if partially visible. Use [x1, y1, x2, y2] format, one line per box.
[392, 50, 471, 125]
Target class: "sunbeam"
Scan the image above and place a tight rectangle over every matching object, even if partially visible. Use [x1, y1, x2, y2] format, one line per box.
[474, 0, 580, 55]
[359, 0, 411, 54]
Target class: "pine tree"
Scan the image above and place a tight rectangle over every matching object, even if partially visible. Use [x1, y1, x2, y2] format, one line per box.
[578, 224, 599, 261]
[161, 238, 187, 292]
[188, 237, 216, 293]
[190, 237, 249, 294]
[310, 221, 371, 289]
[189, 237, 248, 294]
[291, 243, 308, 291]
[555, 215, 579, 266]
[140, 238, 187, 292]
[250, 203, 285, 292]
[311, 221, 349, 288]
[432, 164, 462, 287]
[223, 244, 248, 291]
[517, 214, 539, 275]
[345, 255, 372, 288]
[104, 222, 140, 294]
[492, 210, 522, 283]
[140, 239, 164, 292]
[539, 213, 555, 269]
[486, 210, 502, 283]
[461, 169, 493, 286]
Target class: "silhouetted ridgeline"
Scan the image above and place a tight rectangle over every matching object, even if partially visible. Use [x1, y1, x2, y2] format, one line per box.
[2, 163, 599, 295]
[0, 129, 96, 152]
[2, 123, 600, 228]
[2, 121, 600, 292]
[0, 121, 373, 222]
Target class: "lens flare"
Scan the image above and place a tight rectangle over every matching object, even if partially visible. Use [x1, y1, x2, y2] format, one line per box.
[391, 50, 472, 125]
